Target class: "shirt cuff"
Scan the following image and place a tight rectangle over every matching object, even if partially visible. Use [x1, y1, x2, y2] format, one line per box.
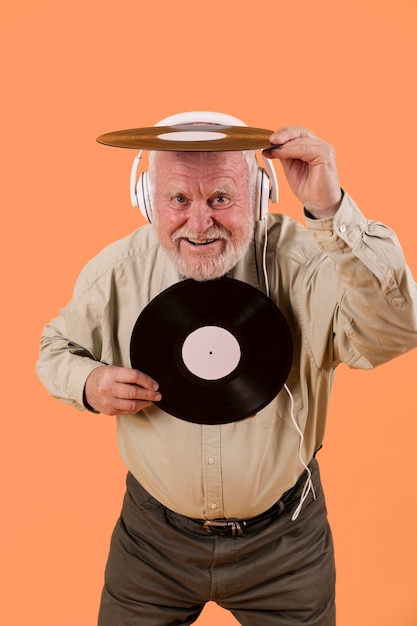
[66, 359, 104, 412]
[304, 190, 368, 251]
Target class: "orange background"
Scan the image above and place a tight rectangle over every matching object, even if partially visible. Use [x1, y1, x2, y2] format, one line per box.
[1, 0, 417, 624]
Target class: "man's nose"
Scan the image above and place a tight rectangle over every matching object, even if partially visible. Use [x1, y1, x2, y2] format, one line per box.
[187, 201, 214, 232]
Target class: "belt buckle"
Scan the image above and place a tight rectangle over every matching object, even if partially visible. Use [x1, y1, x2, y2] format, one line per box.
[203, 519, 246, 537]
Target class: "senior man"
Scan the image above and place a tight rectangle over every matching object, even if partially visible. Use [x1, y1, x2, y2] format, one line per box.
[36, 115, 417, 626]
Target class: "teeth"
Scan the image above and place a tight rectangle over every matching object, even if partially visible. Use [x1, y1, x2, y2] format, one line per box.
[187, 238, 216, 245]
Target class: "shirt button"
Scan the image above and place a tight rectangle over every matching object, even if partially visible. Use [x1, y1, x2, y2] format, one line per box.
[207, 457, 216, 465]
[210, 503, 218, 510]
[339, 224, 347, 233]
[392, 297, 404, 307]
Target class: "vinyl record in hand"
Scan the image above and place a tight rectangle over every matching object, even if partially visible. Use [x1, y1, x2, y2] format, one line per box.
[130, 277, 293, 424]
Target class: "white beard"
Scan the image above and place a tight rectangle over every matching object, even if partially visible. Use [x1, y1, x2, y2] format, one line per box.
[156, 220, 255, 282]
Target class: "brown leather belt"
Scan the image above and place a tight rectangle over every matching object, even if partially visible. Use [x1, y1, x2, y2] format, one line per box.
[194, 499, 286, 537]
[192, 455, 320, 537]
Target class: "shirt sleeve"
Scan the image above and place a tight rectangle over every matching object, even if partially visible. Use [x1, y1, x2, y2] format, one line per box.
[304, 191, 417, 369]
[36, 268, 105, 411]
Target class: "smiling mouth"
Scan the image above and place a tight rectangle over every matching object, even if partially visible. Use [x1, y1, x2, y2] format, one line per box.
[185, 238, 218, 246]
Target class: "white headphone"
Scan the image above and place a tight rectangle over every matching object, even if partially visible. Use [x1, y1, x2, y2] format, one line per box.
[130, 111, 279, 222]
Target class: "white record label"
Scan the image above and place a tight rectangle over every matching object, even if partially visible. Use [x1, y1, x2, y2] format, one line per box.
[181, 325, 241, 380]
[157, 130, 227, 142]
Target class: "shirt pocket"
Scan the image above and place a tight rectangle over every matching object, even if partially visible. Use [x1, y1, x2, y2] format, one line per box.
[251, 359, 304, 428]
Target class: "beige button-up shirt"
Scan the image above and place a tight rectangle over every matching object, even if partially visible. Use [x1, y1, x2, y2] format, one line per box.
[36, 193, 417, 519]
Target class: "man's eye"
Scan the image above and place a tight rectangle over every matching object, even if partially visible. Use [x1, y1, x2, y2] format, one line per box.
[212, 195, 230, 206]
[175, 195, 187, 204]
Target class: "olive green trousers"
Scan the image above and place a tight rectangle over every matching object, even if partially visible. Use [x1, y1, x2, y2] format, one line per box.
[98, 458, 335, 626]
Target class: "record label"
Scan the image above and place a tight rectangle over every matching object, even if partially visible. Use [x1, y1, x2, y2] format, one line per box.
[130, 277, 293, 425]
[181, 325, 241, 381]
[157, 130, 228, 142]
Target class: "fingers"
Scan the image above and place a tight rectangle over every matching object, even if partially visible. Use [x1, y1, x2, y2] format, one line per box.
[115, 366, 160, 392]
[269, 126, 318, 144]
[84, 365, 162, 416]
[264, 126, 334, 164]
[263, 126, 341, 218]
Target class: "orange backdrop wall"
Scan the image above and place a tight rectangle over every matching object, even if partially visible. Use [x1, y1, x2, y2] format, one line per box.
[1, 1, 416, 625]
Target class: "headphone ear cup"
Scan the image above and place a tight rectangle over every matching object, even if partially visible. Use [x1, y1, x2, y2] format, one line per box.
[136, 172, 153, 222]
[255, 168, 271, 220]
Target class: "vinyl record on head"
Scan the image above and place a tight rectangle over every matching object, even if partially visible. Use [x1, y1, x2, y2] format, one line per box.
[97, 124, 276, 151]
[130, 277, 293, 425]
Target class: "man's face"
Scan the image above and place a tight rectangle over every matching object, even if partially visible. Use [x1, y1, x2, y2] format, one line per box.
[151, 151, 254, 281]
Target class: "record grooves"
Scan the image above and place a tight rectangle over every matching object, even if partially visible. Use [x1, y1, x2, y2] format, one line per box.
[130, 277, 293, 425]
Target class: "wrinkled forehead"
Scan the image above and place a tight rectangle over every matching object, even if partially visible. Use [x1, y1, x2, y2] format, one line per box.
[151, 149, 247, 170]
[149, 151, 253, 191]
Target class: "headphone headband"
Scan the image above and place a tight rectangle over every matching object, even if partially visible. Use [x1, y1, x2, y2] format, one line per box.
[154, 111, 248, 128]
